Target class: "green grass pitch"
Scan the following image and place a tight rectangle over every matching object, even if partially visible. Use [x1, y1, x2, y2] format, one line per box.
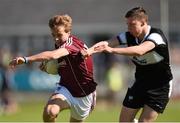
[0, 100, 180, 122]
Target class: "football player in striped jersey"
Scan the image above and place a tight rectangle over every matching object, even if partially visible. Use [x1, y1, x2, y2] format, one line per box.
[85, 7, 173, 122]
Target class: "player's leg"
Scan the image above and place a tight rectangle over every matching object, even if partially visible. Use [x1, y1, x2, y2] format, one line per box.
[43, 93, 70, 122]
[69, 91, 96, 123]
[139, 105, 158, 122]
[120, 85, 144, 122]
[119, 105, 140, 122]
[139, 80, 173, 122]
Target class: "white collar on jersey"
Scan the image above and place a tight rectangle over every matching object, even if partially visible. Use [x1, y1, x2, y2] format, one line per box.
[60, 36, 73, 48]
[135, 25, 151, 44]
[66, 36, 73, 46]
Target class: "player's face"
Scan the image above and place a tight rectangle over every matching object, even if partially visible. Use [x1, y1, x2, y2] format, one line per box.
[51, 26, 70, 46]
[126, 17, 144, 38]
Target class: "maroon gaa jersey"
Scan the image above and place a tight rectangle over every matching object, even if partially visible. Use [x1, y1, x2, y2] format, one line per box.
[55, 35, 97, 97]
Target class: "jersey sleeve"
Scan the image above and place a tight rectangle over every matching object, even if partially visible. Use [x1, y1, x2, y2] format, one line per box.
[55, 43, 78, 56]
[63, 38, 79, 55]
[64, 44, 79, 55]
[116, 32, 127, 45]
[146, 33, 166, 46]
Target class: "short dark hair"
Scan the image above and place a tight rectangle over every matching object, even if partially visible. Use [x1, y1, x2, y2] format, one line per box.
[125, 7, 148, 22]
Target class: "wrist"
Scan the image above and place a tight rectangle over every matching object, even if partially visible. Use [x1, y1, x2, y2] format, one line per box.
[88, 48, 95, 55]
[23, 57, 29, 64]
[109, 47, 114, 53]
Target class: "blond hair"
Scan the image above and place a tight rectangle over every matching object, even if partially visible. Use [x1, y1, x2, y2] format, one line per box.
[49, 14, 72, 32]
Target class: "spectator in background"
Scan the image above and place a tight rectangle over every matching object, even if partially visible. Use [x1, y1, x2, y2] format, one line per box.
[0, 49, 18, 115]
[83, 7, 173, 122]
[9, 14, 97, 123]
[106, 62, 123, 105]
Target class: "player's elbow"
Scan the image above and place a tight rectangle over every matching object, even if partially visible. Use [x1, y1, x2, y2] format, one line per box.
[51, 55, 59, 60]
[136, 52, 144, 56]
[134, 50, 146, 56]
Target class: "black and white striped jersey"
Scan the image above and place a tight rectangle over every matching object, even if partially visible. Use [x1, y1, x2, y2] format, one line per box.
[116, 26, 173, 83]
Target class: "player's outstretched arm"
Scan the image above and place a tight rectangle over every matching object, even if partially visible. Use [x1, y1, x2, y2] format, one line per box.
[81, 41, 109, 59]
[9, 48, 69, 68]
[81, 38, 120, 58]
[103, 41, 156, 56]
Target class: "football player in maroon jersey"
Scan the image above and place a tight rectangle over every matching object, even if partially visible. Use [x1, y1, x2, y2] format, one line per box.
[9, 14, 97, 123]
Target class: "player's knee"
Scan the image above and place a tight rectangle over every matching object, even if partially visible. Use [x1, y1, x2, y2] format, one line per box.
[139, 114, 158, 122]
[49, 105, 60, 117]
[43, 105, 60, 122]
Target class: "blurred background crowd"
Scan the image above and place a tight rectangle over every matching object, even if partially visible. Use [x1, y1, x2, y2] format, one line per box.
[0, 0, 180, 115]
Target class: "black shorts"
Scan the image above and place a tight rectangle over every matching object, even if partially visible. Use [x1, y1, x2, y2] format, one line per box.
[123, 80, 172, 113]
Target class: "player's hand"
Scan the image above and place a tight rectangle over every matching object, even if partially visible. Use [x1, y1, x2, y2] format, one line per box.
[9, 57, 25, 68]
[80, 49, 90, 59]
[86, 41, 109, 54]
[39, 61, 47, 72]
[93, 41, 109, 52]
[93, 41, 108, 50]
[94, 45, 106, 52]
[94, 43, 113, 53]
[80, 47, 96, 59]
[81, 41, 109, 59]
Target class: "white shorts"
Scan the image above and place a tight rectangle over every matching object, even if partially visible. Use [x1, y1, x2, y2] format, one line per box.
[54, 85, 96, 120]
